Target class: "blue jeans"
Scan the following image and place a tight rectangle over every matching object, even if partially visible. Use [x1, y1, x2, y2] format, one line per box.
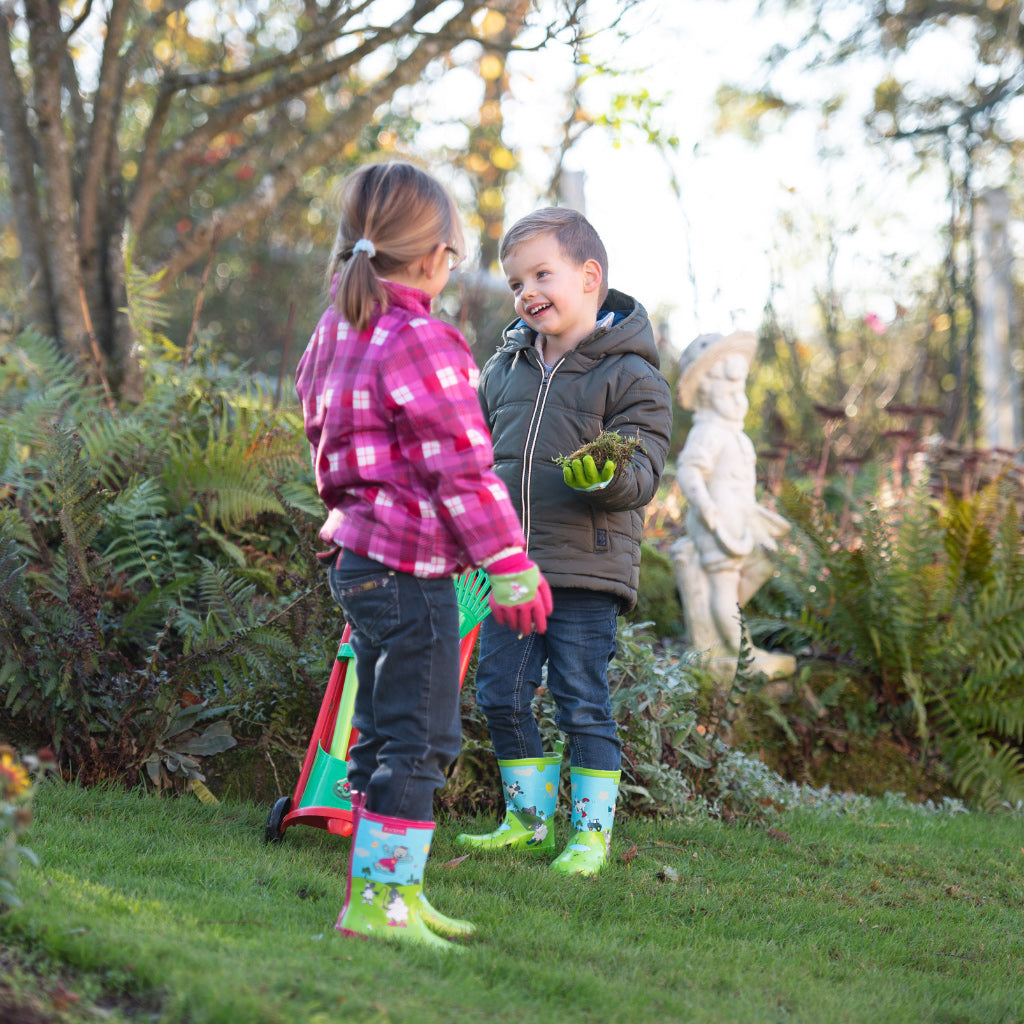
[327, 550, 461, 821]
[474, 587, 622, 771]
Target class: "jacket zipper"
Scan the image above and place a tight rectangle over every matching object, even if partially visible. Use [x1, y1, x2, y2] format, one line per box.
[520, 353, 563, 550]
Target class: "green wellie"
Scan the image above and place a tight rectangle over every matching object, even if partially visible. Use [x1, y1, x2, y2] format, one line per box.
[335, 805, 469, 950]
[348, 791, 474, 940]
[550, 767, 621, 876]
[456, 742, 563, 855]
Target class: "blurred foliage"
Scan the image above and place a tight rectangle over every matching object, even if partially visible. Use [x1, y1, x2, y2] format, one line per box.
[0, 745, 56, 911]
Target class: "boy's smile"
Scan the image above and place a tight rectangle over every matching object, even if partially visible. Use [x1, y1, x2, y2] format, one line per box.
[502, 232, 602, 359]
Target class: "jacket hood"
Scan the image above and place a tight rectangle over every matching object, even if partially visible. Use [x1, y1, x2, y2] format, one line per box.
[500, 288, 662, 372]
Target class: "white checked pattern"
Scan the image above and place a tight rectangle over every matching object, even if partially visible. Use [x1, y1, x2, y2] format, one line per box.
[435, 366, 459, 389]
[442, 495, 467, 517]
[415, 556, 448, 575]
[355, 445, 378, 468]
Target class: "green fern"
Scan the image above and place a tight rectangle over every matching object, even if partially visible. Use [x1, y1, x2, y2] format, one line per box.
[777, 477, 1024, 808]
[100, 477, 190, 587]
[122, 227, 172, 349]
[1, 324, 334, 789]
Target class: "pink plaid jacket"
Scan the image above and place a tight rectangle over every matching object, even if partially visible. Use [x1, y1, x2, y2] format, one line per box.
[295, 279, 526, 577]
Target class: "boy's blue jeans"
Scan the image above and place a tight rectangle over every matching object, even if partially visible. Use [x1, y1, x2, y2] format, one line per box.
[474, 587, 622, 771]
[327, 549, 461, 822]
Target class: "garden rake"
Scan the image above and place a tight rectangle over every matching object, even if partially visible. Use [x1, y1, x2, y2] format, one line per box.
[264, 568, 492, 842]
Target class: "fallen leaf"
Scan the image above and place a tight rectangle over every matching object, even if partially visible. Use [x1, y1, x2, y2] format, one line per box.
[49, 985, 81, 1013]
[442, 854, 471, 869]
[656, 864, 679, 883]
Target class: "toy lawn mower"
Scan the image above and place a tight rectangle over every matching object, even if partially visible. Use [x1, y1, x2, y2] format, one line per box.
[264, 568, 491, 843]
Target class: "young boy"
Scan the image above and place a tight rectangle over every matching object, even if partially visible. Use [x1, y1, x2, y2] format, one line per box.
[457, 207, 673, 875]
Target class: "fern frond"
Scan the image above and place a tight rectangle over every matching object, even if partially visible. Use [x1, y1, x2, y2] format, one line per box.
[963, 698, 1024, 743]
[0, 329, 80, 398]
[47, 426, 107, 578]
[0, 538, 31, 620]
[275, 479, 323, 517]
[164, 421, 291, 530]
[944, 732, 1024, 811]
[0, 331, 106, 428]
[77, 415, 168, 491]
[123, 226, 172, 347]
[192, 558, 259, 631]
[99, 477, 189, 587]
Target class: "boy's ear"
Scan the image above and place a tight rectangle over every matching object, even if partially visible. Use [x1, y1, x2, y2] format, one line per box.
[582, 258, 602, 295]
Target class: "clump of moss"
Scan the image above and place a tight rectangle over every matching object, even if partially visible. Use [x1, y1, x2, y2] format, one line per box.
[554, 428, 645, 472]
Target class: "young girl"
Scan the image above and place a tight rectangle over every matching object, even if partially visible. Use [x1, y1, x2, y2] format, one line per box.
[295, 161, 551, 950]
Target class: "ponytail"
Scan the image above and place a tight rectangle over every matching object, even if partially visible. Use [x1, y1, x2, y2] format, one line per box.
[333, 243, 388, 335]
[326, 161, 465, 332]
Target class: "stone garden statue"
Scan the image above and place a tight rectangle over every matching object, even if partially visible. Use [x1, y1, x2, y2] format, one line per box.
[670, 331, 796, 687]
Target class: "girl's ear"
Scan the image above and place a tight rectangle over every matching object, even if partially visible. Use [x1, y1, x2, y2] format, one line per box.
[423, 242, 448, 280]
[582, 258, 602, 294]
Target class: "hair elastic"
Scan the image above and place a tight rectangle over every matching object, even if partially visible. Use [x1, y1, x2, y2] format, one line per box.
[352, 238, 376, 258]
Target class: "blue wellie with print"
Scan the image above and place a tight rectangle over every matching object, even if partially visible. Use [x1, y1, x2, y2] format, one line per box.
[550, 767, 621, 875]
[456, 741, 564, 854]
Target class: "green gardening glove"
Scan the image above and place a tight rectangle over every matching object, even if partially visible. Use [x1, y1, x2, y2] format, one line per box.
[563, 455, 616, 492]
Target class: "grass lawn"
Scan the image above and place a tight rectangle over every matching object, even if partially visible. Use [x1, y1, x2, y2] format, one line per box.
[1, 782, 1022, 1023]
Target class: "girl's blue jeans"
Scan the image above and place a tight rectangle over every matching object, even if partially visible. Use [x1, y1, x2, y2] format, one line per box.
[474, 587, 622, 771]
[327, 549, 461, 821]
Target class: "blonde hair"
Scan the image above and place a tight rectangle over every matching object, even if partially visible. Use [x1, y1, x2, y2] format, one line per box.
[499, 207, 609, 302]
[327, 161, 465, 331]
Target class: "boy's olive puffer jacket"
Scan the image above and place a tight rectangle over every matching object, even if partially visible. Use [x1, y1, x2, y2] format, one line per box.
[478, 289, 673, 611]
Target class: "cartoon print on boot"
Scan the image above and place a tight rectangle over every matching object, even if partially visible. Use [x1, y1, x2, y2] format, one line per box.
[384, 888, 410, 927]
[374, 843, 411, 875]
[528, 819, 549, 845]
[360, 880, 376, 905]
[510, 802, 548, 837]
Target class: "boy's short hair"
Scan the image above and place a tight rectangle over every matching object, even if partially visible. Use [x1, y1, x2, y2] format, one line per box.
[500, 207, 609, 303]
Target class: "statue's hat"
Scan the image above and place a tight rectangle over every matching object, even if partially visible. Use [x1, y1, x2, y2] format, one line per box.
[676, 330, 757, 410]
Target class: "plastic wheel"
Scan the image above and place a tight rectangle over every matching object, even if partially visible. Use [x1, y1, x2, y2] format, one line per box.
[264, 795, 292, 843]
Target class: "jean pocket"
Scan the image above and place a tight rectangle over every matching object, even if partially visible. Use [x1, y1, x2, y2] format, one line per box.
[329, 567, 399, 643]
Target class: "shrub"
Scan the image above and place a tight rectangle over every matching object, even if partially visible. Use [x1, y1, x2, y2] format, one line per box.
[0, 331, 336, 789]
[769, 477, 1024, 810]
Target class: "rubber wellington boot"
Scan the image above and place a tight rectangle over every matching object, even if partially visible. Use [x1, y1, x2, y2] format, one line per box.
[349, 792, 474, 940]
[335, 806, 467, 950]
[550, 767, 620, 876]
[456, 741, 563, 855]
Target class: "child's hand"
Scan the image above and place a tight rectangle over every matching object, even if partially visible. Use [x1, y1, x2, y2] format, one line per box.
[563, 455, 615, 492]
[486, 552, 553, 635]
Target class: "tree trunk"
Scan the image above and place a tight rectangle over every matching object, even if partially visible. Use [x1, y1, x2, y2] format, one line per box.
[24, 0, 97, 377]
[0, 14, 55, 336]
